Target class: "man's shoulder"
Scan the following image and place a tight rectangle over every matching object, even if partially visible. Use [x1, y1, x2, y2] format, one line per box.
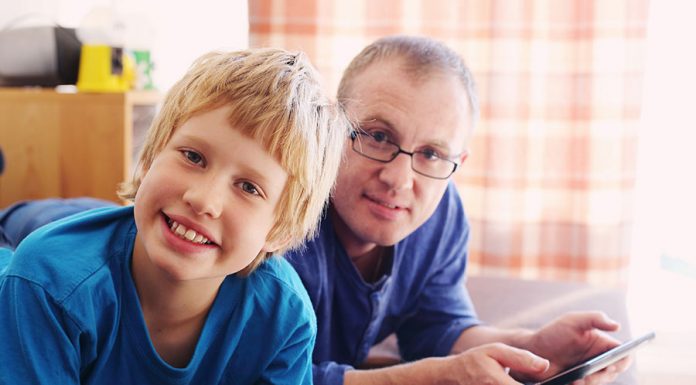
[0, 247, 12, 274]
[284, 220, 333, 273]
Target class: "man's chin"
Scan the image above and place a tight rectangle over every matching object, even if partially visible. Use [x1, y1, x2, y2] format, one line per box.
[361, 227, 408, 247]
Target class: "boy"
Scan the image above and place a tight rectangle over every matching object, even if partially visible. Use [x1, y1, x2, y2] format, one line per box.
[0, 48, 347, 384]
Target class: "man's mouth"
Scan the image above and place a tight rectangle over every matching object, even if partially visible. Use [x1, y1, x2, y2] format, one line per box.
[163, 214, 214, 245]
[365, 195, 403, 210]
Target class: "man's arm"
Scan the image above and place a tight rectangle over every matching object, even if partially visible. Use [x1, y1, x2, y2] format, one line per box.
[450, 324, 534, 354]
[343, 343, 549, 385]
[336, 313, 627, 385]
[450, 312, 630, 384]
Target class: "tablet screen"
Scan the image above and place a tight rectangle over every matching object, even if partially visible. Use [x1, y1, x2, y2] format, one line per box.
[534, 331, 655, 385]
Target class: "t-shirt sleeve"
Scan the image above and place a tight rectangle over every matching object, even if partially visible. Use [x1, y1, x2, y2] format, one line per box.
[395, 184, 481, 361]
[260, 319, 316, 384]
[256, 267, 319, 385]
[0, 276, 82, 384]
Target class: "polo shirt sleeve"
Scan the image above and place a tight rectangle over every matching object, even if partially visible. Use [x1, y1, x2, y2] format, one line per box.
[0, 276, 82, 384]
[313, 361, 353, 385]
[395, 259, 480, 361]
[395, 184, 481, 361]
[0, 247, 11, 272]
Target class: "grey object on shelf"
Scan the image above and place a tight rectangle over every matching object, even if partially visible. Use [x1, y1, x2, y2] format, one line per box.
[0, 26, 81, 87]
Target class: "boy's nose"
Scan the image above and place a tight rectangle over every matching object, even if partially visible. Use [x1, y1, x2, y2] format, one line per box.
[378, 152, 414, 192]
[183, 177, 225, 218]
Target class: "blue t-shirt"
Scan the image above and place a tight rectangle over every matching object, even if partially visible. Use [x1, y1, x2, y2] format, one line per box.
[287, 183, 481, 385]
[0, 206, 316, 385]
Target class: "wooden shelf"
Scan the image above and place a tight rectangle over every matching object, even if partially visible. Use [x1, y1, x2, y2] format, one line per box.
[0, 87, 161, 206]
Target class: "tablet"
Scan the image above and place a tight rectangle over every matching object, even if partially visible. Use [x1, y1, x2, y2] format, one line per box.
[534, 331, 655, 385]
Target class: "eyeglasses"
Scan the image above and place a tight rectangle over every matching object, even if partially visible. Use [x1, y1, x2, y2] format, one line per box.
[350, 131, 461, 180]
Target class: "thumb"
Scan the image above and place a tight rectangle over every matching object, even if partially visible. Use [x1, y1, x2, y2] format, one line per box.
[577, 311, 621, 332]
[485, 343, 550, 375]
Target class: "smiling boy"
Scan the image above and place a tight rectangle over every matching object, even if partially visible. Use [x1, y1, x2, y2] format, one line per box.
[0, 48, 347, 384]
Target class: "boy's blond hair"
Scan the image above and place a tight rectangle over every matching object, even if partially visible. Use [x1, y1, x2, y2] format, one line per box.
[120, 48, 348, 275]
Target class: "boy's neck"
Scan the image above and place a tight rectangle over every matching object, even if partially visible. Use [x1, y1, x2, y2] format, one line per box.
[131, 241, 222, 367]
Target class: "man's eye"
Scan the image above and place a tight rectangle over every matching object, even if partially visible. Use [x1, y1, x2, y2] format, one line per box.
[240, 181, 260, 196]
[182, 150, 204, 165]
[370, 131, 388, 143]
[420, 148, 441, 160]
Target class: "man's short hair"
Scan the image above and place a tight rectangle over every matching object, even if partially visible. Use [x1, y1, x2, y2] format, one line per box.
[120, 48, 349, 275]
[338, 35, 479, 126]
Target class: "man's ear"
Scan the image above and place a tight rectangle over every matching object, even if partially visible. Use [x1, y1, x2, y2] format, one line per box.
[458, 150, 469, 165]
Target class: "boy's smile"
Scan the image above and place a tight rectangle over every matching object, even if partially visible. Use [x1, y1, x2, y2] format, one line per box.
[132, 106, 288, 283]
[160, 212, 217, 255]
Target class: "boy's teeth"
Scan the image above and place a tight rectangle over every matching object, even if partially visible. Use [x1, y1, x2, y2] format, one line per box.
[168, 219, 210, 244]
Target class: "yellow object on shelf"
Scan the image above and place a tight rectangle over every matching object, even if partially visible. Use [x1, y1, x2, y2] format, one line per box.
[77, 44, 135, 92]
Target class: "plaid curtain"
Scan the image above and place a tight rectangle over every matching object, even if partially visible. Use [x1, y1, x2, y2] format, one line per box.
[249, 0, 649, 284]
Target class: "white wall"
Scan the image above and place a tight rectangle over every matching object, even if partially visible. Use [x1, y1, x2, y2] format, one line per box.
[628, 0, 696, 377]
[0, 0, 249, 91]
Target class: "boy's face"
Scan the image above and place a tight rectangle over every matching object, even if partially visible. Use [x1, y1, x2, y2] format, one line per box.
[132, 106, 288, 282]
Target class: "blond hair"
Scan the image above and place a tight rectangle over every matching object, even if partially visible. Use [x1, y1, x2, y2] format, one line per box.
[120, 48, 348, 275]
[338, 35, 479, 126]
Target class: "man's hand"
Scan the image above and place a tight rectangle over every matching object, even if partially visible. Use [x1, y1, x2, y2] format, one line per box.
[517, 311, 631, 384]
[444, 343, 550, 385]
[346, 342, 549, 385]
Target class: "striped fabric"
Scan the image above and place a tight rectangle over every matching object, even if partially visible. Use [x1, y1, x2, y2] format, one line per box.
[249, 0, 649, 285]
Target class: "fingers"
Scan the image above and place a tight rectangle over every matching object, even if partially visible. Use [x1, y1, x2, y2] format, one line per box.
[483, 343, 550, 375]
[575, 365, 620, 385]
[570, 356, 632, 385]
[575, 311, 621, 333]
[613, 355, 633, 372]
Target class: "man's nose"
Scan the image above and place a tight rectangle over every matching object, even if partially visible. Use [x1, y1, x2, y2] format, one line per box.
[378, 152, 414, 192]
[183, 176, 225, 218]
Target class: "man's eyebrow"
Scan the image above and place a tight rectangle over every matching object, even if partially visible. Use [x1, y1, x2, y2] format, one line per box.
[361, 117, 454, 153]
[428, 138, 452, 151]
[359, 116, 398, 137]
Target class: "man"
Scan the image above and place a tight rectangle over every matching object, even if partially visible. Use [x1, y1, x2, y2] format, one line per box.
[286, 36, 628, 385]
[1, 36, 628, 385]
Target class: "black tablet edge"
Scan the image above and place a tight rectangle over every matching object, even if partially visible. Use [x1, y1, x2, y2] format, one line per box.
[535, 331, 656, 385]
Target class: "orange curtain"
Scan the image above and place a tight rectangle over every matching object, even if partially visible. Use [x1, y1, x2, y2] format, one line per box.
[249, 0, 649, 285]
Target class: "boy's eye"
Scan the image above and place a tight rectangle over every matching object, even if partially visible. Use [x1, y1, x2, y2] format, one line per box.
[240, 181, 261, 196]
[182, 150, 204, 165]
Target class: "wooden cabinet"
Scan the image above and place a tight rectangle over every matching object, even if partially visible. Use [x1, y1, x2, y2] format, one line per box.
[0, 88, 160, 207]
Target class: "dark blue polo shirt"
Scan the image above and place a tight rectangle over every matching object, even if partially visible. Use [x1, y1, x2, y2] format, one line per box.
[287, 183, 480, 385]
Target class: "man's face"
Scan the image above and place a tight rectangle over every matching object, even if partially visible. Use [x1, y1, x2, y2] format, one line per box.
[331, 58, 473, 255]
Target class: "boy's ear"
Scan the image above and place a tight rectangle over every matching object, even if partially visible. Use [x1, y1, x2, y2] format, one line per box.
[262, 235, 292, 254]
